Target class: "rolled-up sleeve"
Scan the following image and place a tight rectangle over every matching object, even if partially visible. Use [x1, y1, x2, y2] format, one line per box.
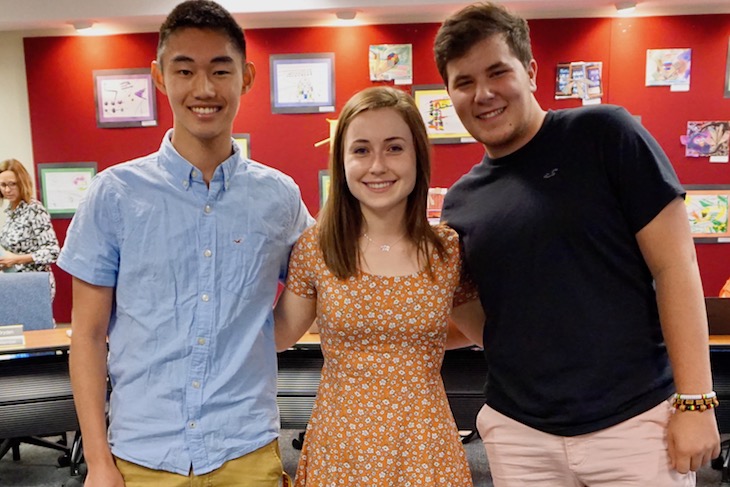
[57, 172, 122, 287]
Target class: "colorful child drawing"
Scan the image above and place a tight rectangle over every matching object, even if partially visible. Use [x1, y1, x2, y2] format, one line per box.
[684, 121, 730, 158]
[99, 75, 152, 120]
[646, 48, 691, 86]
[427, 98, 453, 132]
[297, 79, 315, 102]
[685, 193, 729, 235]
[369, 44, 413, 82]
[554, 62, 602, 100]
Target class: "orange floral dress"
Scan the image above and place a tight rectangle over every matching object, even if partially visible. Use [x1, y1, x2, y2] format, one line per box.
[285, 225, 477, 487]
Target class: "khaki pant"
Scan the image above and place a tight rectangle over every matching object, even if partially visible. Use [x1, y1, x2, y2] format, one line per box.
[477, 401, 696, 486]
[115, 440, 292, 487]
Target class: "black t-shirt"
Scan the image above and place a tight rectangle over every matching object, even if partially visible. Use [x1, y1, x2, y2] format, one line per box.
[442, 105, 684, 436]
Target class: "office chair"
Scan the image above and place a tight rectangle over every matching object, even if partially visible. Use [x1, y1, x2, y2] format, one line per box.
[0, 271, 80, 474]
[0, 271, 54, 330]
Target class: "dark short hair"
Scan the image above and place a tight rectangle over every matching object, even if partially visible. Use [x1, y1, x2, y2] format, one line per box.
[434, 2, 533, 85]
[157, 0, 246, 62]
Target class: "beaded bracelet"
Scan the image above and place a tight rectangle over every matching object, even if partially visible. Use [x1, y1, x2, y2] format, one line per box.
[671, 392, 719, 412]
[674, 391, 717, 400]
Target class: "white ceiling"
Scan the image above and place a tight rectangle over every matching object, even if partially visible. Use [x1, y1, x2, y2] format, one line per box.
[1, 0, 729, 36]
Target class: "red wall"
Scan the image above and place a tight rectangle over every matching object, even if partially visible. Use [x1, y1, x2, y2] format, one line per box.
[23, 15, 730, 322]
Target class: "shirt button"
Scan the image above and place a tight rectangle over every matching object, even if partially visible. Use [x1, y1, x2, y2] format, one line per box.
[203, 249, 212, 258]
[189, 421, 197, 429]
[201, 294, 209, 302]
[191, 170, 198, 178]
[197, 337, 206, 345]
[192, 381, 200, 389]
[183, 180, 189, 188]
[204, 205, 212, 214]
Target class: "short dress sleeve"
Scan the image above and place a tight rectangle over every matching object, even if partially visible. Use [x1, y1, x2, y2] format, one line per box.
[284, 226, 319, 300]
[440, 225, 479, 308]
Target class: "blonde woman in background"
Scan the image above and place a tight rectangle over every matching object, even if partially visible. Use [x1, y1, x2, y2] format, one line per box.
[0, 158, 59, 297]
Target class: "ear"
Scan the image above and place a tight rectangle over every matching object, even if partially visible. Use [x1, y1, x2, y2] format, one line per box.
[242, 61, 256, 95]
[527, 59, 538, 93]
[151, 60, 167, 95]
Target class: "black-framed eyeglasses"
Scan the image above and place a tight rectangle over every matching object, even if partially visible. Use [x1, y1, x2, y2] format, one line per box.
[0, 182, 18, 190]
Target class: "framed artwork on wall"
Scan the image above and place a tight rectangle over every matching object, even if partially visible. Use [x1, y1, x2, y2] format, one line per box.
[232, 133, 251, 159]
[93, 68, 157, 128]
[270, 53, 336, 114]
[37, 162, 97, 219]
[682, 121, 730, 161]
[555, 61, 603, 100]
[684, 185, 730, 243]
[369, 44, 413, 84]
[319, 170, 331, 210]
[412, 85, 475, 144]
[645, 48, 691, 89]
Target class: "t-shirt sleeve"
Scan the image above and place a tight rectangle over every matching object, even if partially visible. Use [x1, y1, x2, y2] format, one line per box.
[600, 106, 685, 234]
[440, 225, 479, 307]
[284, 227, 318, 300]
[453, 254, 479, 308]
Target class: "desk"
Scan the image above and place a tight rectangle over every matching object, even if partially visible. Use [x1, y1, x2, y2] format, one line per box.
[0, 328, 77, 439]
[281, 335, 730, 433]
[6, 331, 727, 432]
[277, 333, 487, 430]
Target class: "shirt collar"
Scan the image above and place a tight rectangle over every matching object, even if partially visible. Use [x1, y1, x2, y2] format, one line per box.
[158, 129, 244, 191]
[4, 199, 28, 216]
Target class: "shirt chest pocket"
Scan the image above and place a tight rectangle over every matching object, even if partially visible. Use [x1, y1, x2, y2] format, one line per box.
[221, 231, 275, 298]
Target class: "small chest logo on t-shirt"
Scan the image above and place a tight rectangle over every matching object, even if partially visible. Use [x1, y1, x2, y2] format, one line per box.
[543, 168, 559, 179]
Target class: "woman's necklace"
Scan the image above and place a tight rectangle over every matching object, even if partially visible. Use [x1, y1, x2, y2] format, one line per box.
[362, 232, 406, 252]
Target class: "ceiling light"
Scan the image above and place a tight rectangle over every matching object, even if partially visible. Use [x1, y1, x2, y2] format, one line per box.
[615, 2, 637, 13]
[71, 20, 94, 32]
[335, 10, 357, 21]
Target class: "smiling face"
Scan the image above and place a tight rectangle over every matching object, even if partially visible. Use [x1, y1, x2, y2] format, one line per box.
[343, 107, 417, 221]
[446, 33, 544, 158]
[152, 27, 254, 152]
[0, 170, 20, 207]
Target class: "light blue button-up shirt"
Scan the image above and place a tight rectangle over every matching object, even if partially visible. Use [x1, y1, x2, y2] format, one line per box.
[58, 131, 313, 475]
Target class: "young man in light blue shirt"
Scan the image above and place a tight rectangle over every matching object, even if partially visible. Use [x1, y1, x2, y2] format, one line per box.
[58, 1, 312, 485]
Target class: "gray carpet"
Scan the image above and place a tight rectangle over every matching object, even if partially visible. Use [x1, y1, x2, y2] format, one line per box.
[0, 430, 725, 486]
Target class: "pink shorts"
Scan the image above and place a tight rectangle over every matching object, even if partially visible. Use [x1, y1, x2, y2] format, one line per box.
[476, 401, 695, 486]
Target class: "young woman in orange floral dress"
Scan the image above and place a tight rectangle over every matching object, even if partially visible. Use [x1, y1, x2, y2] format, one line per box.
[274, 86, 485, 486]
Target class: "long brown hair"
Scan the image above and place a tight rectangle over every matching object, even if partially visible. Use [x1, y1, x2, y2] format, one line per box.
[0, 158, 34, 205]
[318, 86, 445, 279]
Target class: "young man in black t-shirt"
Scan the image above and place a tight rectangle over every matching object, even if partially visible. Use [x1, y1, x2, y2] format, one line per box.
[434, 3, 719, 485]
